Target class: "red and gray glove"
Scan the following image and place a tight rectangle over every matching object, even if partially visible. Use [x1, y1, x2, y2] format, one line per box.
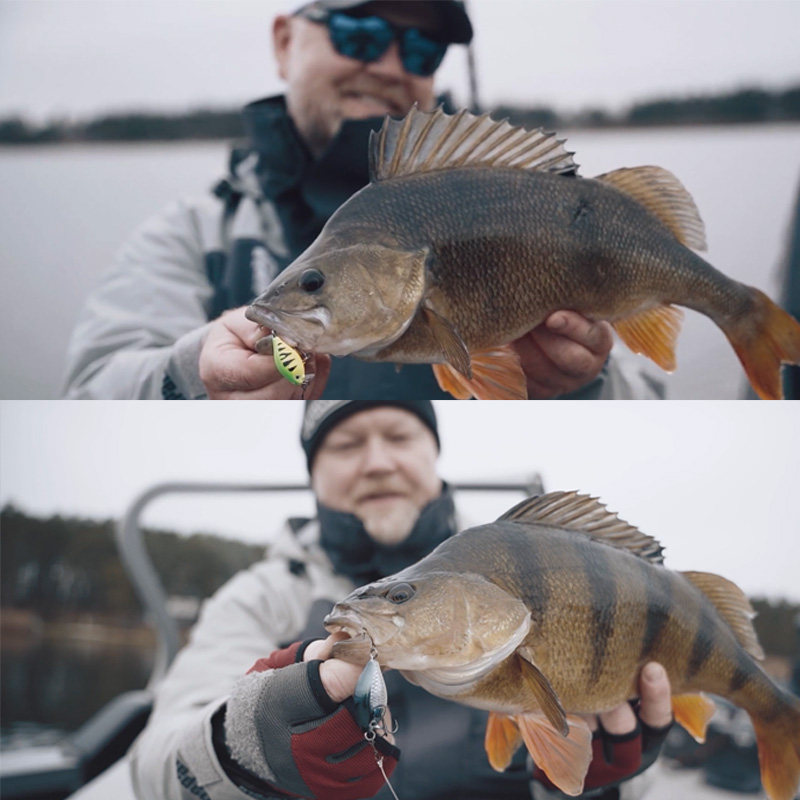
[531, 715, 673, 799]
[218, 641, 399, 800]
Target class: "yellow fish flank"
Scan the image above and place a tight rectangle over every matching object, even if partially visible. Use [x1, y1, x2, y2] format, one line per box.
[324, 492, 800, 799]
[246, 106, 800, 399]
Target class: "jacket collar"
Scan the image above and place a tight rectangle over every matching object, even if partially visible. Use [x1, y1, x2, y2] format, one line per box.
[238, 94, 378, 221]
[316, 483, 458, 585]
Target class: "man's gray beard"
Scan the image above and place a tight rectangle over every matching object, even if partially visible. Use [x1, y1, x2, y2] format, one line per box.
[358, 502, 421, 547]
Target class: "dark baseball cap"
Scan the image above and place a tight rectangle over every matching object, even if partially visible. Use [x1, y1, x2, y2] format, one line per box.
[293, 0, 473, 45]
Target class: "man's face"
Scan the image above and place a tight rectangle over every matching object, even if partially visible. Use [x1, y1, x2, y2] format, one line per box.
[273, 1, 440, 157]
[311, 407, 442, 546]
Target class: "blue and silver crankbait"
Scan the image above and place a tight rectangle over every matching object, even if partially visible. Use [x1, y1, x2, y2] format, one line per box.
[353, 650, 400, 800]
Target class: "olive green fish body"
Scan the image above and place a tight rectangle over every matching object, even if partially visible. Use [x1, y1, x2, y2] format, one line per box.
[334, 168, 748, 362]
[396, 521, 755, 712]
[248, 107, 800, 398]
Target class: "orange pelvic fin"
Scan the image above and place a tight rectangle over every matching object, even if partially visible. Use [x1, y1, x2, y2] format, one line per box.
[432, 345, 528, 400]
[514, 712, 593, 796]
[672, 693, 717, 742]
[723, 287, 800, 400]
[611, 304, 684, 372]
[485, 712, 523, 772]
[751, 701, 800, 800]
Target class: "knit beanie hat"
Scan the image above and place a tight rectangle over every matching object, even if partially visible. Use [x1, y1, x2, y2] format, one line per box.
[301, 400, 439, 471]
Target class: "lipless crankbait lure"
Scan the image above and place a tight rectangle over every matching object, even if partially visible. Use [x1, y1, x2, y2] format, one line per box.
[272, 334, 308, 386]
[354, 651, 400, 800]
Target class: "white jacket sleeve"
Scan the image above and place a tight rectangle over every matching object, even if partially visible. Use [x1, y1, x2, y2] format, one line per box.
[62, 196, 221, 399]
[129, 560, 309, 800]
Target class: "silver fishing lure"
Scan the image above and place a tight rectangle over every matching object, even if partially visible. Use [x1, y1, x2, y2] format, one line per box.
[353, 651, 400, 800]
[353, 653, 389, 733]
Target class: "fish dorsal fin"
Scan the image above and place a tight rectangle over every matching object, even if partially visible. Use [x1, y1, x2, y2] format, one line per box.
[595, 166, 707, 251]
[498, 491, 665, 564]
[369, 105, 577, 182]
[680, 571, 765, 660]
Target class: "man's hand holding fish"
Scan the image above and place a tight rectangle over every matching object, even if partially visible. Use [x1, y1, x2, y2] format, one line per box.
[198, 307, 331, 400]
[512, 313, 616, 399]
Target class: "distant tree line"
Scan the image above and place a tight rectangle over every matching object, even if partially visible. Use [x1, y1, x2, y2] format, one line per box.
[1, 85, 798, 146]
[2, 506, 799, 660]
[0, 505, 265, 625]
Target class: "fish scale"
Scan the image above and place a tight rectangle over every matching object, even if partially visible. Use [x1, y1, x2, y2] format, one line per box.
[324, 491, 800, 799]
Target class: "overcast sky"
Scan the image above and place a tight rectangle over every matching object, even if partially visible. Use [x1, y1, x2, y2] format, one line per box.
[1, 401, 797, 602]
[1, 0, 798, 122]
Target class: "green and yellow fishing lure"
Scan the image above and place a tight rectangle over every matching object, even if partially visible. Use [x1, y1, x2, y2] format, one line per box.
[272, 334, 308, 387]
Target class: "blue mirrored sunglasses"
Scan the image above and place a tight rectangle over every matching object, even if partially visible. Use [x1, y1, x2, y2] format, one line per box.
[299, 9, 449, 77]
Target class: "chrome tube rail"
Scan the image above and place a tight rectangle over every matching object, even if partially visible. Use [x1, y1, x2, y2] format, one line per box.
[115, 476, 543, 688]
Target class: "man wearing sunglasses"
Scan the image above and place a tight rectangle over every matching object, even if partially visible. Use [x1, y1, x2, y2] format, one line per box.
[63, 0, 661, 401]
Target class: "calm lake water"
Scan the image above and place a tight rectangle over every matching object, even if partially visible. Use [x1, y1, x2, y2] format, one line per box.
[0, 635, 153, 750]
[1, 125, 799, 399]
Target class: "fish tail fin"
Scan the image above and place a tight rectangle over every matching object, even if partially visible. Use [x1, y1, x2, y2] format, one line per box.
[722, 287, 800, 400]
[432, 345, 528, 399]
[750, 691, 800, 800]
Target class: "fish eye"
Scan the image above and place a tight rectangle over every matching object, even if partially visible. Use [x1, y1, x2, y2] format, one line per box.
[386, 582, 415, 604]
[299, 269, 325, 293]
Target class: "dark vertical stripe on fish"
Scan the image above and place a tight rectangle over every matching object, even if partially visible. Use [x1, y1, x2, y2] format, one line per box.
[637, 559, 672, 663]
[729, 658, 756, 694]
[577, 541, 617, 684]
[511, 526, 549, 630]
[687, 599, 717, 679]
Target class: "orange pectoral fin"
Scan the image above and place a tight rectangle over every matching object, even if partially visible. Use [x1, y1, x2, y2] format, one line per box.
[515, 712, 593, 797]
[485, 712, 523, 772]
[672, 693, 717, 742]
[611, 304, 683, 372]
[432, 345, 528, 400]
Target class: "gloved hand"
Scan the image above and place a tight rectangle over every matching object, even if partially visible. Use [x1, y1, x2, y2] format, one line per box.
[531, 662, 673, 798]
[220, 635, 399, 800]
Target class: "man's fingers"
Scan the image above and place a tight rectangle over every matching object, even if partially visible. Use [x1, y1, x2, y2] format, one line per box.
[597, 701, 637, 736]
[638, 662, 673, 729]
[319, 659, 363, 704]
[545, 312, 614, 356]
[531, 327, 600, 380]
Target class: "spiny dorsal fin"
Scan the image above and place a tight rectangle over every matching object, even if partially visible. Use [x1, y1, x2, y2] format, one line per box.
[680, 571, 765, 660]
[498, 491, 665, 564]
[369, 105, 577, 182]
[595, 166, 707, 251]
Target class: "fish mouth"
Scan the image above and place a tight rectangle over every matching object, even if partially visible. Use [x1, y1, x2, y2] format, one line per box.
[245, 304, 326, 349]
[323, 610, 369, 641]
